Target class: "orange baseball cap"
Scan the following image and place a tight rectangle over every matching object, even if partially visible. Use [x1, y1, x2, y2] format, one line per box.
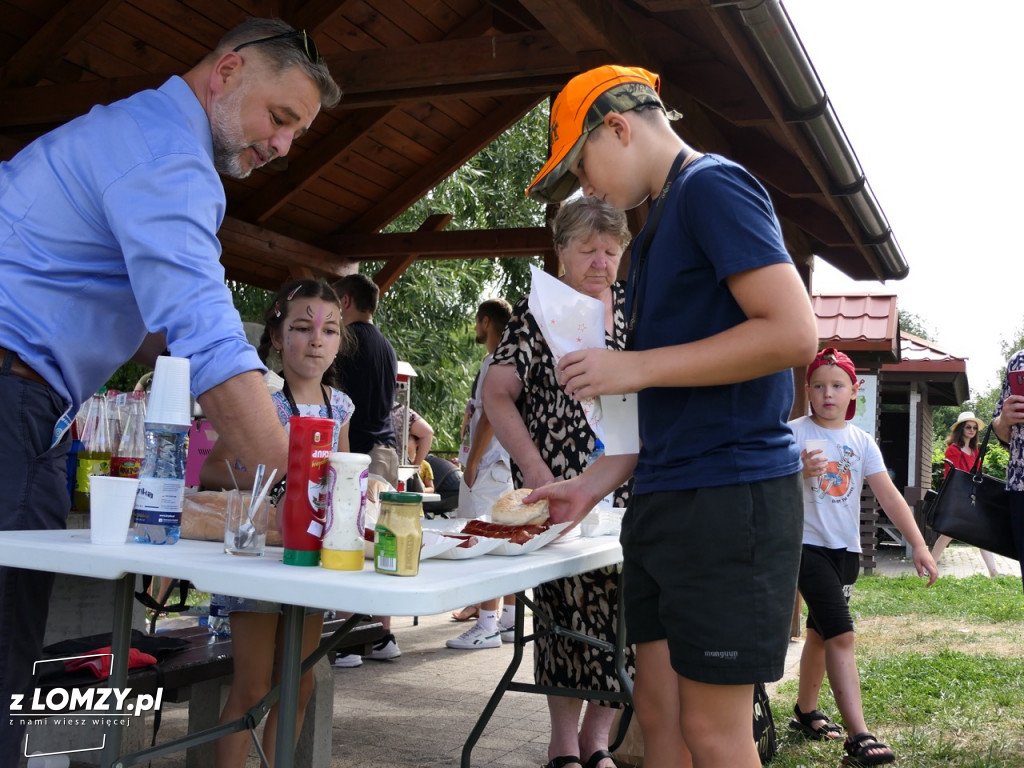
[526, 65, 669, 203]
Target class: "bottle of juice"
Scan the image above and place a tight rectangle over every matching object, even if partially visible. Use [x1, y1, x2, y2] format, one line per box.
[111, 390, 147, 478]
[73, 389, 112, 513]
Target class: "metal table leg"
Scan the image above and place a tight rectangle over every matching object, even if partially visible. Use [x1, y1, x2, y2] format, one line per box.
[273, 604, 305, 768]
[111, 609, 368, 767]
[461, 590, 527, 768]
[101, 572, 135, 768]
[461, 568, 634, 766]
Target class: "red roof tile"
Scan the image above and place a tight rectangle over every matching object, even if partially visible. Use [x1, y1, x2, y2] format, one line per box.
[811, 294, 968, 404]
[811, 293, 899, 356]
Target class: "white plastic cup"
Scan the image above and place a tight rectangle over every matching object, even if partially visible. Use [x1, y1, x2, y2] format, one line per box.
[804, 438, 828, 479]
[147, 356, 191, 427]
[804, 439, 828, 456]
[89, 476, 141, 544]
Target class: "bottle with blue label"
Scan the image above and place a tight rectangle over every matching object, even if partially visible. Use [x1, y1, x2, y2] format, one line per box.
[133, 356, 191, 545]
[587, 438, 616, 510]
[208, 593, 231, 636]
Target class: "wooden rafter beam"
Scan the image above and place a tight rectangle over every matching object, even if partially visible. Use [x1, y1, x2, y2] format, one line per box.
[325, 227, 552, 261]
[0, 32, 571, 130]
[327, 32, 576, 96]
[0, 74, 165, 129]
[233, 106, 394, 223]
[218, 216, 356, 279]
[335, 93, 543, 235]
[374, 213, 452, 293]
[518, 0, 651, 65]
[0, 0, 125, 88]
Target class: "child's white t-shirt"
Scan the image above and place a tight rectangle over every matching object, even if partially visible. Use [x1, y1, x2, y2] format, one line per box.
[788, 415, 886, 553]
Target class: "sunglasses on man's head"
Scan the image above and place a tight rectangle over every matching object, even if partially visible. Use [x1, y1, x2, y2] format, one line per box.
[232, 30, 321, 65]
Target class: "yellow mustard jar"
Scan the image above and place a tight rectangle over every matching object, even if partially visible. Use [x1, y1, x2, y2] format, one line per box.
[374, 492, 423, 576]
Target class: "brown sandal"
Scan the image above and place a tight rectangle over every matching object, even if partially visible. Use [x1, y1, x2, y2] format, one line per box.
[451, 606, 479, 622]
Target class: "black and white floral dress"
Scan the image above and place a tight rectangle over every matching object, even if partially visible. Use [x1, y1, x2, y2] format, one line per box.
[490, 281, 634, 701]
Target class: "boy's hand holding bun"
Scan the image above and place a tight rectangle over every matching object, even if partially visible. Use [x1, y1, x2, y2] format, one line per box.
[521, 479, 595, 531]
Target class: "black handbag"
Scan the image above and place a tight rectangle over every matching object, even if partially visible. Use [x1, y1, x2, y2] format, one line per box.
[753, 680, 777, 764]
[926, 425, 1017, 560]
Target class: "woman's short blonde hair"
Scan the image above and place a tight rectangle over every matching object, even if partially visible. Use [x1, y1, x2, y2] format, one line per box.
[552, 196, 632, 253]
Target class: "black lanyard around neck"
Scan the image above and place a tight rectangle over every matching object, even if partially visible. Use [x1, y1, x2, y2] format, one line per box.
[626, 149, 695, 350]
[282, 379, 334, 423]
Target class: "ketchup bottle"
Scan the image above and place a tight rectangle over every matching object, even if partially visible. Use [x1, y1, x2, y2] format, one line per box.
[281, 416, 335, 566]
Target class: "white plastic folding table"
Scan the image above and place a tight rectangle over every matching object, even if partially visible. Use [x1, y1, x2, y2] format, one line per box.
[0, 527, 624, 768]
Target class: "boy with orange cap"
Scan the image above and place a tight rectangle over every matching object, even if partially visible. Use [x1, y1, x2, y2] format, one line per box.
[788, 347, 937, 766]
[526, 65, 818, 768]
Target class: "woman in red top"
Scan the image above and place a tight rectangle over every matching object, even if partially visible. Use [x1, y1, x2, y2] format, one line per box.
[931, 412, 1002, 575]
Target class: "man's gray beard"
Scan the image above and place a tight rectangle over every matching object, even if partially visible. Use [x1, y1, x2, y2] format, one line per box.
[210, 86, 251, 179]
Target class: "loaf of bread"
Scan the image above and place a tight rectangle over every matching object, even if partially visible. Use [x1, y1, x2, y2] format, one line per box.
[180, 491, 282, 546]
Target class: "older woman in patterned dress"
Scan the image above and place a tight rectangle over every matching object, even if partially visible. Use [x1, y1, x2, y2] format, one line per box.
[484, 196, 634, 768]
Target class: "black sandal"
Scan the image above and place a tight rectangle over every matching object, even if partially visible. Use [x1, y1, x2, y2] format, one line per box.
[789, 702, 844, 740]
[543, 757, 582, 768]
[842, 732, 895, 766]
[584, 749, 616, 768]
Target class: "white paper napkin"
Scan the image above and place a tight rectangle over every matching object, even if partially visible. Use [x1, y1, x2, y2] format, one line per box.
[529, 266, 606, 442]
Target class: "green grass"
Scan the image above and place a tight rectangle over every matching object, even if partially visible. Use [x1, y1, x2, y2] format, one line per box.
[768, 572, 1024, 767]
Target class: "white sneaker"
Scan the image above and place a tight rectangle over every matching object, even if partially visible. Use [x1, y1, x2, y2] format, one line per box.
[365, 633, 402, 660]
[446, 624, 501, 649]
[332, 653, 362, 668]
[498, 622, 515, 644]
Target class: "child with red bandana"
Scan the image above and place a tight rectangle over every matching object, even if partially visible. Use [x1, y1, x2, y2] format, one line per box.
[787, 347, 938, 767]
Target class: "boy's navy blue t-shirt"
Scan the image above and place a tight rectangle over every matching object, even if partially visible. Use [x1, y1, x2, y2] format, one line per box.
[627, 153, 801, 493]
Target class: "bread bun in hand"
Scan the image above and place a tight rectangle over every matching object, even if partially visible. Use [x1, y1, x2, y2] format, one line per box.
[491, 488, 549, 526]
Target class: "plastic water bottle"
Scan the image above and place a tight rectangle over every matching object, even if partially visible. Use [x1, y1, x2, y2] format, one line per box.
[587, 438, 615, 510]
[133, 357, 191, 545]
[208, 594, 231, 637]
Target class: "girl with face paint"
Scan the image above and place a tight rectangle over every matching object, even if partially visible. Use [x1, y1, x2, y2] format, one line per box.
[204, 279, 356, 767]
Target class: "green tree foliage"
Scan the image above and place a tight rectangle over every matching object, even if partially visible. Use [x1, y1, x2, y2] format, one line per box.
[366, 104, 551, 450]
[898, 308, 934, 341]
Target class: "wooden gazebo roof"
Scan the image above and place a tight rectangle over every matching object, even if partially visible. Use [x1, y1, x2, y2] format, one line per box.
[1, 0, 908, 290]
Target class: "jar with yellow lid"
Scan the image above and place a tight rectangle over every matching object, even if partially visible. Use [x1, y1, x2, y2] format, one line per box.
[374, 492, 423, 576]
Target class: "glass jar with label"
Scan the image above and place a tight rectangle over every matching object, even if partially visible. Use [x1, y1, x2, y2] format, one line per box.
[374, 492, 423, 576]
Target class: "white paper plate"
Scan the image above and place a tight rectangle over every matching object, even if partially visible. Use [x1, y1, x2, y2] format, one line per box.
[432, 536, 504, 559]
[422, 518, 468, 534]
[362, 529, 461, 560]
[419, 530, 461, 560]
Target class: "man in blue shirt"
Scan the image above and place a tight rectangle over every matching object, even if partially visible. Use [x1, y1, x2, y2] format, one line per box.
[0, 18, 340, 761]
